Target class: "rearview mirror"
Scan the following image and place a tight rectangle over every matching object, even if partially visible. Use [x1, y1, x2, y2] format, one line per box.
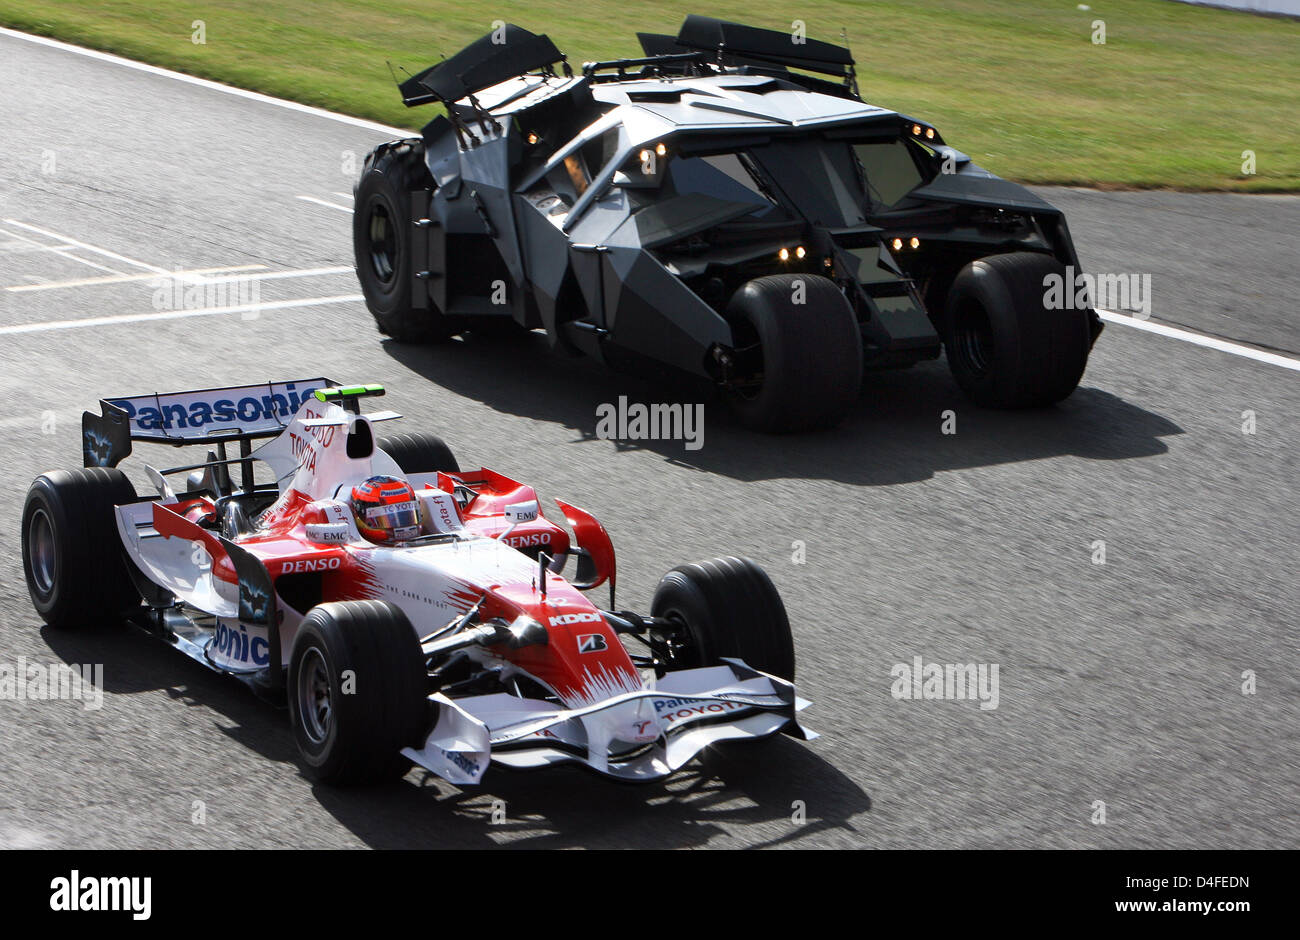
[503, 500, 539, 525]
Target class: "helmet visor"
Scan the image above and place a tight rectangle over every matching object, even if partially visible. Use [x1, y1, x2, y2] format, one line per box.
[362, 499, 421, 538]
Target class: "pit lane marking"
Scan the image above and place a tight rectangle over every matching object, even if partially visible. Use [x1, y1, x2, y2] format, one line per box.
[2, 219, 169, 274]
[0, 293, 364, 335]
[5, 265, 353, 293]
[0, 225, 127, 276]
[4, 264, 266, 292]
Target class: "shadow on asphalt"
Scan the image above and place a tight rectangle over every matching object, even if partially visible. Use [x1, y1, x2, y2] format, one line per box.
[41, 621, 301, 764]
[41, 621, 869, 848]
[312, 735, 869, 849]
[384, 333, 1183, 485]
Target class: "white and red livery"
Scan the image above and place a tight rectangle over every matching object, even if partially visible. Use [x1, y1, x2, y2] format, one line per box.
[21, 379, 812, 784]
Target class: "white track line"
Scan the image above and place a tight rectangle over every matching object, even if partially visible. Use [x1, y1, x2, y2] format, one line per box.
[2, 219, 168, 273]
[0, 294, 363, 335]
[5, 264, 266, 292]
[330, 192, 354, 200]
[296, 195, 352, 213]
[1097, 309, 1299, 373]
[1, 242, 84, 254]
[200, 265, 353, 283]
[0, 226, 127, 275]
[5, 264, 351, 292]
[0, 26, 409, 137]
[3, 27, 1294, 375]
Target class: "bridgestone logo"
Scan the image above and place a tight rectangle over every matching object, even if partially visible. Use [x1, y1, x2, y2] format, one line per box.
[576, 633, 608, 653]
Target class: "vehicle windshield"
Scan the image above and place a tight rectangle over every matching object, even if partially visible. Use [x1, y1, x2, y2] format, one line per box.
[626, 135, 875, 229]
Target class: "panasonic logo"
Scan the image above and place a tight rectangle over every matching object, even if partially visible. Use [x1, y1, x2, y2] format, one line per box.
[110, 383, 319, 432]
[550, 612, 601, 626]
[280, 557, 342, 575]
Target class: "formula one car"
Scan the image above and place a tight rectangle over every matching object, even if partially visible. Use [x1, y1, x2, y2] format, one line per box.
[21, 380, 810, 784]
[354, 15, 1102, 431]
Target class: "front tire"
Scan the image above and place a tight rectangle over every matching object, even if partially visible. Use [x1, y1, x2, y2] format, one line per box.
[942, 251, 1091, 407]
[723, 274, 863, 432]
[651, 556, 794, 680]
[353, 140, 453, 343]
[21, 468, 141, 629]
[288, 601, 429, 785]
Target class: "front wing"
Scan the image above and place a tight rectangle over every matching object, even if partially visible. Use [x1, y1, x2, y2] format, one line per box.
[402, 660, 814, 784]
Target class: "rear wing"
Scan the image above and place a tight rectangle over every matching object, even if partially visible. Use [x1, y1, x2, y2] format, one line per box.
[674, 15, 855, 79]
[399, 24, 567, 107]
[82, 378, 334, 469]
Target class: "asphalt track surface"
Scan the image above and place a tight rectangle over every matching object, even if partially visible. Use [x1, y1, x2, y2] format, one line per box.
[0, 29, 1296, 849]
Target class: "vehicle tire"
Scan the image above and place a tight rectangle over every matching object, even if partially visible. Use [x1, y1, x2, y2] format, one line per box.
[377, 432, 459, 474]
[288, 600, 429, 785]
[942, 251, 1091, 407]
[651, 556, 794, 680]
[353, 139, 454, 343]
[723, 274, 863, 432]
[21, 468, 141, 629]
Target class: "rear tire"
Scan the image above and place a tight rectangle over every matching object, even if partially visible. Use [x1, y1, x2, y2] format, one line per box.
[21, 468, 141, 629]
[651, 556, 794, 680]
[353, 140, 454, 343]
[723, 274, 863, 432]
[942, 251, 1091, 407]
[288, 600, 429, 785]
[377, 432, 459, 475]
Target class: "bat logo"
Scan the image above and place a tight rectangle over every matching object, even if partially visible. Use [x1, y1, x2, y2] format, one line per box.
[83, 427, 114, 466]
[239, 581, 271, 623]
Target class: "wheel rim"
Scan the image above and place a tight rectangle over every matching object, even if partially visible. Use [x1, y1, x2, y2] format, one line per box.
[367, 201, 398, 285]
[27, 508, 56, 598]
[955, 300, 994, 378]
[296, 648, 333, 746]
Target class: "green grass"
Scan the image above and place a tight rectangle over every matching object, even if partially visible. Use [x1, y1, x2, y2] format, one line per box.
[2, 0, 1297, 190]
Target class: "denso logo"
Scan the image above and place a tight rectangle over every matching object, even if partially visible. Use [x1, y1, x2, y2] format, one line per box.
[505, 533, 551, 548]
[550, 612, 601, 626]
[280, 557, 342, 575]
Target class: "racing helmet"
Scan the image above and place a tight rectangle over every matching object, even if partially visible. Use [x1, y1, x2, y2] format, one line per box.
[349, 476, 423, 544]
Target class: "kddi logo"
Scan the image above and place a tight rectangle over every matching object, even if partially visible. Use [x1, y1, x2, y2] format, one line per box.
[550, 612, 601, 627]
[50, 870, 151, 920]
